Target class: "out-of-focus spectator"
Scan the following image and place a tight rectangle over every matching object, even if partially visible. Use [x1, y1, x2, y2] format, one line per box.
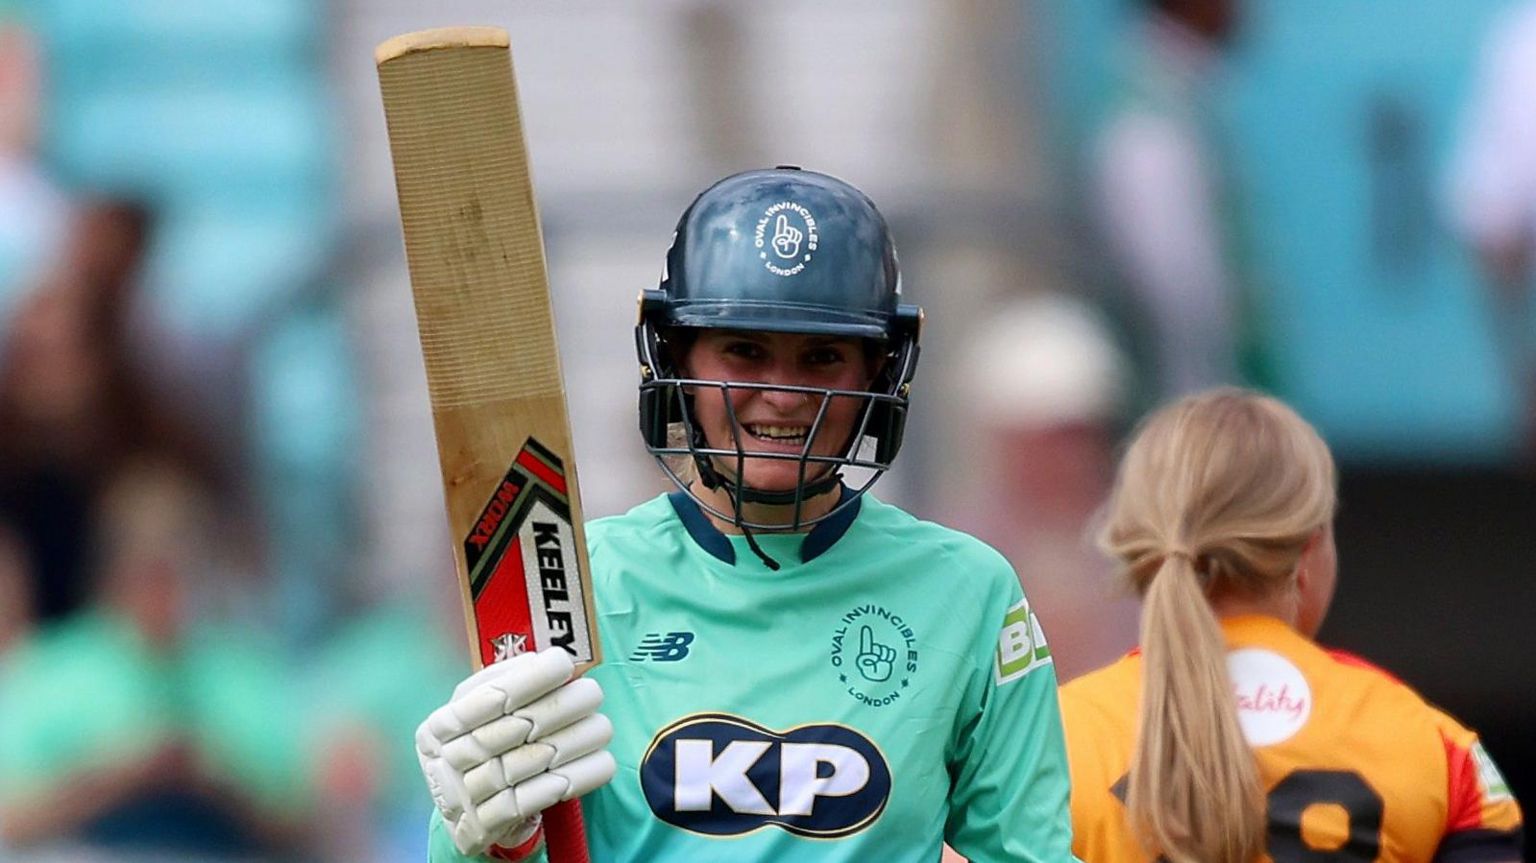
[302, 600, 465, 862]
[1091, 0, 1260, 400]
[0, 7, 67, 319]
[1448, 1, 1536, 448]
[0, 460, 310, 859]
[0, 199, 227, 624]
[950, 293, 1139, 682]
[0, 521, 31, 655]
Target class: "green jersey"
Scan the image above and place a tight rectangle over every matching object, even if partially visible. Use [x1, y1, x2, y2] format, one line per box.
[430, 491, 1075, 862]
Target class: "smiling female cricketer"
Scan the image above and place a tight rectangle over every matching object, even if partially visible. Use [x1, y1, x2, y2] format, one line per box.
[412, 167, 1079, 862]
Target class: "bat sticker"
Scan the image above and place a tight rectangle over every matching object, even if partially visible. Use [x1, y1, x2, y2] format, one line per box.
[463, 437, 594, 667]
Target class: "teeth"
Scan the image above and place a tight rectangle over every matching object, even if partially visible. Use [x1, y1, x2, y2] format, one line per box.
[747, 424, 808, 441]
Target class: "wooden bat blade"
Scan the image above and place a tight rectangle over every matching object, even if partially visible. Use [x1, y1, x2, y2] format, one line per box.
[376, 27, 600, 676]
[378, 26, 600, 862]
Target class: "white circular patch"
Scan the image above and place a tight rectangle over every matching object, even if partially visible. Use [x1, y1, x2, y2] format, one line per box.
[753, 201, 818, 277]
[1226, 648, 1312, 747]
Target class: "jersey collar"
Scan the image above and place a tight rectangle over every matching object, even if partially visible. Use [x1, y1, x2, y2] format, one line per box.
[667, 485, 862, 566]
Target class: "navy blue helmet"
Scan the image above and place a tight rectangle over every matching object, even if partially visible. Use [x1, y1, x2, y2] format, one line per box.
[636, 167, 921, 529]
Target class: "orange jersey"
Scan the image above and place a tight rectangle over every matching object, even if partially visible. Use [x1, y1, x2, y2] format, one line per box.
[1061, 615, 1523, 862]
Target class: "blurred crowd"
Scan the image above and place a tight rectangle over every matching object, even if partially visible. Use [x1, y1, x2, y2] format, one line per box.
[0, 177, 457, 858]
[0, 0, 1532, 860]
[0, 192, 464, 863]
[0, 4, 464, 861]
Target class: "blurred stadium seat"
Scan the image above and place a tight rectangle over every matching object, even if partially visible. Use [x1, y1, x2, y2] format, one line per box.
[27, 0, 354, 648]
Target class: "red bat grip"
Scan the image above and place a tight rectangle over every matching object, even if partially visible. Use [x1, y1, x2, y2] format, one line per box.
[543, 798, 590, 862]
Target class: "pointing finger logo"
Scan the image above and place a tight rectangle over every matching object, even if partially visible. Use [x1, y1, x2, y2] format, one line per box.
[771, 214, 803, 259]
[829, 604, 918, 708]
[855, 625, 895, 683]
[753, 202, 818, 276]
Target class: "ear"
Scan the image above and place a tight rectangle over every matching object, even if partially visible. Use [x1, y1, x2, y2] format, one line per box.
[669, 330, 699, 380]
[861, 339, 888, 388]
[1294, 528, 1324, 588]
[670, 334, 688, 370]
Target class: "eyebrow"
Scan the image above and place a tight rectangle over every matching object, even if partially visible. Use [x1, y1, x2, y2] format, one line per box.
[713, 333, 852, 348]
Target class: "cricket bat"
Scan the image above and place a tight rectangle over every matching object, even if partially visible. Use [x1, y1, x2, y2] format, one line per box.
[376, 26, 601, 861]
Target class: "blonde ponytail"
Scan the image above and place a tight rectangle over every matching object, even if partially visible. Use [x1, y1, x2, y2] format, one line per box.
[1127, 554, 1265, 862]
[1098, 388, 1336, 863]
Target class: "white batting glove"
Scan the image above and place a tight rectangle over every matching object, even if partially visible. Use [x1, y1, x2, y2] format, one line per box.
[416, 647, 616, 857]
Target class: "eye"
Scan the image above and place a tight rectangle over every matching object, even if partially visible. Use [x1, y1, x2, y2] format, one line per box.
[723, 340, 766, 360]
[803, 345, 849, 367]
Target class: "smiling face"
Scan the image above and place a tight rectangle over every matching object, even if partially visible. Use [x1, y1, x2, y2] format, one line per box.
[681, 329, 877, 494]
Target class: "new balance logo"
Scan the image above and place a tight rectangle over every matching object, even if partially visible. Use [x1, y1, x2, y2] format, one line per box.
[631, 631, 695, 662]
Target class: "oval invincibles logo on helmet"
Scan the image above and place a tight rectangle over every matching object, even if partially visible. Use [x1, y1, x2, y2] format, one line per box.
[640, 713, 891, 838]
[754, 202, 819, 277]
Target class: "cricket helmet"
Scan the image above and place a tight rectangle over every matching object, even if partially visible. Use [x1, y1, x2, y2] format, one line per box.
[635, 167, 922, 529]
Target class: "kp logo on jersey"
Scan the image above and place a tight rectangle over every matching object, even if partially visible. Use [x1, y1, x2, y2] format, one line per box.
[640, 714, 891, 839]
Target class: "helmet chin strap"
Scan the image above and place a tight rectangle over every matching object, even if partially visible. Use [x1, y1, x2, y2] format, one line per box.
[692, 453, 843, 572]
[688, 404, 852, 514]
[718, 480, 781, 571]
[692, 454, 843, 509]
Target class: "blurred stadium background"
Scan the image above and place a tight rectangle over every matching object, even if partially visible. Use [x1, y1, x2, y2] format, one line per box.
[0, 0, 1530, 859]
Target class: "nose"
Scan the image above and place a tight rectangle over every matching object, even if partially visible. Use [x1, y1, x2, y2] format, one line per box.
[750, 358, 815, 410]
[757, 384, 810, 414]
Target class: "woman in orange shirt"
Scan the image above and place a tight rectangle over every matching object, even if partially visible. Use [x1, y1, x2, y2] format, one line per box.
[1061, 388, 1523, 862]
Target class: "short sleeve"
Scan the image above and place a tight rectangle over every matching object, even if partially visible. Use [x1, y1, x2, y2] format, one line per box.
[943, 569, 1079, 862]
[1432, 710, 1524, 862]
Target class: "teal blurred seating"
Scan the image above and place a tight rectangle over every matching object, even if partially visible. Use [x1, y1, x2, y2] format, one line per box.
[26, 0, 355, 646]
[32, 0, 334, 334]
[36, 0, 318, 61]
[49, 88, 331, 205]
[141, 203, 334, 337]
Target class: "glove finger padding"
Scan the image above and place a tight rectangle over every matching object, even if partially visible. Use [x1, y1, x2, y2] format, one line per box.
[472, 749, 619, 839]
[552, 748, 618, 800]
[449, 802, 510, 858]
[424, 649, 575, 743]
[463, 713, 614, 804]
[515, 676, 604, 741]
[438, 675, 605, 771]
[418, 648, 615, 858]
[421, 748, 470, 820]
[540, 711, 614, 769]
[441, 713, 534, 772]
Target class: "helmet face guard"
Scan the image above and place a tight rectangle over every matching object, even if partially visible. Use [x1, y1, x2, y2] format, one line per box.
[635, 167, 922, 531]
[636, 313, 919, 530]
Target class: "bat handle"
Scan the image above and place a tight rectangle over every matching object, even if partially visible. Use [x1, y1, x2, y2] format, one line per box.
[543, 799, 590, 862]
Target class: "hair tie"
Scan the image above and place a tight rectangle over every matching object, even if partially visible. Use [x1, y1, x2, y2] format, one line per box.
[1164, 546, 1214, 584]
